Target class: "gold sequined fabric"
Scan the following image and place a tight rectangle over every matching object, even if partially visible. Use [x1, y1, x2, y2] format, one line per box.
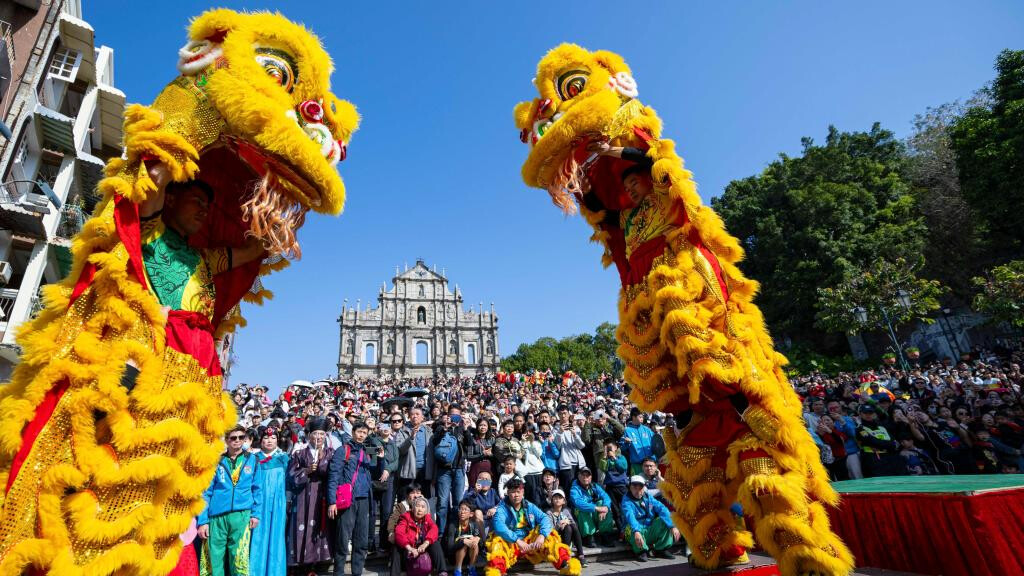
[0, 328, 223, 572]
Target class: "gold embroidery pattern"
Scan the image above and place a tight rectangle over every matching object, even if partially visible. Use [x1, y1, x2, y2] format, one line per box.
[740, 457, 778, 477]
[0, 396, 74, 559]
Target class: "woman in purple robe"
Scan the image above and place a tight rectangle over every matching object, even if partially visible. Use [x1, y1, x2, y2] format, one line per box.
[287, 418, 335, 575]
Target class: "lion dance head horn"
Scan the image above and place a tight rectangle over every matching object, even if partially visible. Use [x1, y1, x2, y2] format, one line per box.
[174, 9, 360, 258]
[514, 44, 645, 215]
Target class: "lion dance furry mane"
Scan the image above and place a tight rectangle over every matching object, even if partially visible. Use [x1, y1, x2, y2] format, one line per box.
[514, 44, 855, 576]
[0, 10, 357, 575]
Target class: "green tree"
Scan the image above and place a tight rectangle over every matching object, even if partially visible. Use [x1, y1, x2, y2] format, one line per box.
[816, 257, 945, 335]
[906, 101, 982, 300]
[950, 49, 1024, 262]
[816, 257, 945, 369]
[501, 323, 619, 378]
[712, 124, 927, 344]
[972, 260, 1024, 328]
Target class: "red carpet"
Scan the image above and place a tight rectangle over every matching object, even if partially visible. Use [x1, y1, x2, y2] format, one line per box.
[829, 475, 1024, 576]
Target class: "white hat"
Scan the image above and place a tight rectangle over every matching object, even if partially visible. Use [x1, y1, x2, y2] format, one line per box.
[629, 475, 647, 485]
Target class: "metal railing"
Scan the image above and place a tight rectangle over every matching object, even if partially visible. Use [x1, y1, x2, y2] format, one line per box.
[0, 288, 17, 321]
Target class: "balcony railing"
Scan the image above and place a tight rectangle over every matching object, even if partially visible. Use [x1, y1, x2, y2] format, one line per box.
[0, 288, 17, 321]
[55, 203, 84, 240]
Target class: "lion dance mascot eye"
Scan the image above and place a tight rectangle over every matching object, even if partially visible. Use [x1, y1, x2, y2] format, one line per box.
[514, 44, 855, 576]
[0, 10, 358, 576]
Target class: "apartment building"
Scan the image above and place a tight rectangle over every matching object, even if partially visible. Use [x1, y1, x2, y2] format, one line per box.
[0, 0, 124, 378]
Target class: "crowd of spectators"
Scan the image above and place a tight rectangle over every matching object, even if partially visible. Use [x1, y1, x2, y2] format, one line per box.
[198, 342, 1024, 576]
[212, 370, 679, 576]
[795, 344, 1024, 479]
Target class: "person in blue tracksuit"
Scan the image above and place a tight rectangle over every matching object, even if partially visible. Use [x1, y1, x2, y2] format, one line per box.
[199, 425, 264, 576]
[621, 408, 655, 475]
[621, 475, 681, 561]
[569, 467, 617, 547]
[328, 421, 383, 576]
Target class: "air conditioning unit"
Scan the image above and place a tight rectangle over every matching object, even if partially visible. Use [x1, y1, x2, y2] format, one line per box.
[0, 261, 12, 285]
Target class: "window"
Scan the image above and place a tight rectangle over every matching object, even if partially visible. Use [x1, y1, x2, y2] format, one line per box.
[48, 47, 82, 83]
[467, 343, 476, 364]
[419, 285, 425, 297]
[416, 341, 429, 365]
[386, 339, 394, 354]
[417, 306, 426, 324]
[364, 343, 376, 365]
[486, 339, 495, 355]
[346, 339, 354, 354]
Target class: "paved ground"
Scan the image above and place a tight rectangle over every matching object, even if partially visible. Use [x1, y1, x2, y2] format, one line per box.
[331, 552, 925, 576]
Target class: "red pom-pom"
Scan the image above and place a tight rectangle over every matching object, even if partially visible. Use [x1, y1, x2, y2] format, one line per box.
[298, 100, 324, 123]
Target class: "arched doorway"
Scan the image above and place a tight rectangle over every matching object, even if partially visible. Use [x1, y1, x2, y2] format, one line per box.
[364, 342, 376, 365]
[415, 341, 429, 365]
[466, 343, 476, 364]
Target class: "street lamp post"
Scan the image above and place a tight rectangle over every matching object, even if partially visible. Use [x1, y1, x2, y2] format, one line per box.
[853, 290, 912, 373]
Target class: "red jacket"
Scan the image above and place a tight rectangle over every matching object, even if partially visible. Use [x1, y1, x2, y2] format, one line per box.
[395, 511, 438, 549]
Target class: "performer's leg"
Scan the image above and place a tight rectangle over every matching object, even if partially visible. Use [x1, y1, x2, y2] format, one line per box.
[596, 508, 617, 537]
[736, 450, 855, 576]
[428, 540, 447, 573]
[226, 511, 249, 576]
[660, 440, 753, 570]
[208, 515, 229, 576]
[624, 525, 647, 555]
[645, 518, 674, 552]
[573, 510, 596, 540]
[483, 534, 517, 576]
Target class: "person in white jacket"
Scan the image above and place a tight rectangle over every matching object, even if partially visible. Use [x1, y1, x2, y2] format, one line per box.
[554, 407, 587, 493]
[518, 429, 545, 507]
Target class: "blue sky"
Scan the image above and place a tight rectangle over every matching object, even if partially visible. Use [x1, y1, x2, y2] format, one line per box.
[84, 1, 1023, 392]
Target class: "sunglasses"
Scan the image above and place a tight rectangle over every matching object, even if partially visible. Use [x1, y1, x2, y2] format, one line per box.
[391, 419, 404, 424]
[228, 435, 246, 441]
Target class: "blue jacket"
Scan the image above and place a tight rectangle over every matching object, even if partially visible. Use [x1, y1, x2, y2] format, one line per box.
[199, 451, 263, 525]
[835, 416, 860, 455]
[623, 423, 655, 465]
[492, 499, 552, 543]
[570, 480, 611, 513]
[328, 441, 382, 501]
[541, 439, 560, 471]
[464, 488, 501, 515]
[603, 454, 629, 488]
[621, 492, 673, 533]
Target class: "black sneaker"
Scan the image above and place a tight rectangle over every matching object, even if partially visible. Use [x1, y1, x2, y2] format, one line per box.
[655, 549, 675, 560]
[636, 551, 649, 562]
[578, 556, 588, 567]
[582, 536, 595, 548]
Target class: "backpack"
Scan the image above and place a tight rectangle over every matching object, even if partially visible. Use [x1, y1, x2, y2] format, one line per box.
[651, 429, 666, 460]
[434, 431, 458, 467]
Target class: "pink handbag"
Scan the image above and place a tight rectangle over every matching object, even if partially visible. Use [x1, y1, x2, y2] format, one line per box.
[334, 446, 364, 510]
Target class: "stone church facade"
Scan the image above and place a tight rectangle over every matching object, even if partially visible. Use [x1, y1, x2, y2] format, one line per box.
[337, 260, 500, 379]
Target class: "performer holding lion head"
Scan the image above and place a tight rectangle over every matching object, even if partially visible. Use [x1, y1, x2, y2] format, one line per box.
[0, 10, 357, 576]
[512, 44, 855, 576]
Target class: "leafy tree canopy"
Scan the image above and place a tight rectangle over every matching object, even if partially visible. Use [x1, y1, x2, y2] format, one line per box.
[501, 322, 619, 378]
[712, 124, 927, 343]
[973, 260, 1024, 329]
[950, 49, 1024, 262]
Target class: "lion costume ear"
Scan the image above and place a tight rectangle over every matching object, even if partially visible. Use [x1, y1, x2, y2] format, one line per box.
[188, 8, 244, 41]
[514, 100, 536, 130]
[591, 50, 630, 75]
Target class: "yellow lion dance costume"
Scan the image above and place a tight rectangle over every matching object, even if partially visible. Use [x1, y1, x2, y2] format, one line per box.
[0, 10, 357, 576]
[514, 45, 854, 576]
